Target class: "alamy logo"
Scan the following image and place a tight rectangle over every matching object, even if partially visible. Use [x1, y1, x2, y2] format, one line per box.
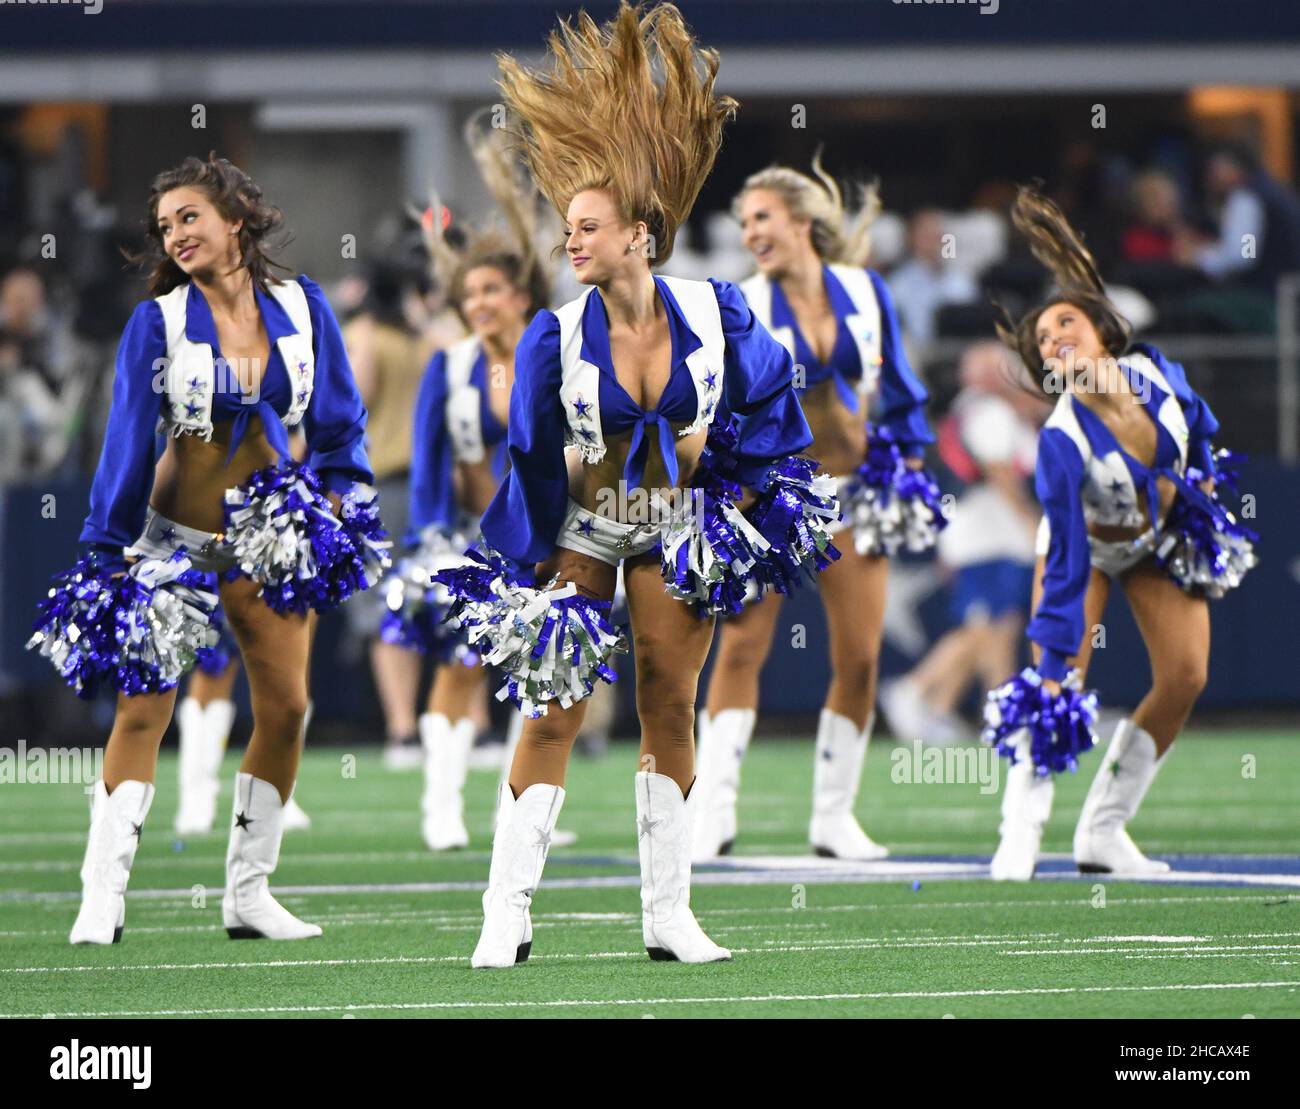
[49, 1041, 151, 1089]
[0, 741, 102, 785]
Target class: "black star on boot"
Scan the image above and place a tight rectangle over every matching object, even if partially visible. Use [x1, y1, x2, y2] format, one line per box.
[234, 811, 253, 831]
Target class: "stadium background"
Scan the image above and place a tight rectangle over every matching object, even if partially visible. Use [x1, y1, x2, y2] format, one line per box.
[1, 0, 1298, 750]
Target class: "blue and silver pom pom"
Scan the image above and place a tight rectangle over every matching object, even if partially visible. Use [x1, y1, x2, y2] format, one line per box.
[745, 455, 842, 595]
[27, 549, 219, 699]
[981, 667, 1099, 776]
[380, 527, 479, 664]
[1156, 449, 1258, 599]
[839, 425, 948, 557]
[434, 548, 626, 718]
[194, 598, 239, 676]
[223, 462, 392, 615]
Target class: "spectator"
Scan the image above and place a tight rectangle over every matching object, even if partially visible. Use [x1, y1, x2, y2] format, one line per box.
[886, 209, 979, 345]
[1122, 170, 1186, 264]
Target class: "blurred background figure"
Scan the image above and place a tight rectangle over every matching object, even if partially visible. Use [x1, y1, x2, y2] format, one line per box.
[880, 340, 1043, 746]
[887, 209, 979, 346]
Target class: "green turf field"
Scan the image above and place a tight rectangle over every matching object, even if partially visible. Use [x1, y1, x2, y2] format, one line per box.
[2, 729, 1297, 1018]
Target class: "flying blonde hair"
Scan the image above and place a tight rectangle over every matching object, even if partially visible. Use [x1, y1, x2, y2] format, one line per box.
[733, 147, 881, 268]
[495, 1, 737, 267]
[422, 106, 551, 321]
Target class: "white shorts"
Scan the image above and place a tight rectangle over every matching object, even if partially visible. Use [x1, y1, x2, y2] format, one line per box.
[1034, 515, 1159, 579]
[127, 508, 236, 575]
[555, 498, 664, 567]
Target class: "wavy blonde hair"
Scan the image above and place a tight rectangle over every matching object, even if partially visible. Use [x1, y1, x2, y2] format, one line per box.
[733, 147, 881, 267]
[423, 107, 551, 322]
[495, 1, 737, 267]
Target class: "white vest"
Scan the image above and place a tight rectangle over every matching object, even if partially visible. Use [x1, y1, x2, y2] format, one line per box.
[553, 277, 725, 465]
[443, 335, 486, 464]
[1042, 350, 1191, 529]
[739, 264, 882, 400]
[154, 279, 315, 440]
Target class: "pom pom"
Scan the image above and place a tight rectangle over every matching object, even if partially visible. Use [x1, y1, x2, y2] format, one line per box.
[27, 550, 219, 700]
[839, 424, 948, 557]
[658, 486, 772, 617]
[222, 462, 392, 615]
[194, 598, 238, 676]
[379, 528, 479, 664]
[745, 455, 842, 595]
[1156, 450, 1258, 599]
[434, 548, 626, 718]
[981, 667, 1099, 776]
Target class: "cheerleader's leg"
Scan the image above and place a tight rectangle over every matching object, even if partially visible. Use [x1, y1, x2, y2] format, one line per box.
[216, 575, 319, 940]
[808, 544, 889, 860]
[1073, 561, 1208, 876]
[70, 689, 174, 944]
[624, 556, 730, 964]
[498, 711, 578, 847]
[693, 591, 782, 862]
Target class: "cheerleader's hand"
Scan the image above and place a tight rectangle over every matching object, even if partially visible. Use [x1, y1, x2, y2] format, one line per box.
[1198, 476, 1216, 496]
[1041, 677, 1062, 698]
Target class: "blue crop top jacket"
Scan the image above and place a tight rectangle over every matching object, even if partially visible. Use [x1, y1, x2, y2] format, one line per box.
[480, 277, 815, 566]
[80, 275, 374, 560]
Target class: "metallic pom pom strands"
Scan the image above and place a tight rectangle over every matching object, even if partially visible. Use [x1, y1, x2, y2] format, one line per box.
[222, 462, 392, 615]
[746, 456, 842, 596]
[193, 596, 238, 676]
[380, 526, 480, 664]
[981, 667, 1100, 776]
[658, 487, 771, 617]
[1156, 448, 1258, 600]
[838, 423, 948, 558]
[434, 548, 626, 718]
[27, 550, 219, 699]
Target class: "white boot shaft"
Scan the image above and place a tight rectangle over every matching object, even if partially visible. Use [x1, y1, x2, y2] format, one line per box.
[809, 710, 888, 860]
[204, 699, 236, 775]
[1074, 719, 1171, 875]
[175, 698, 223, 836]
[990, 732, 1055, 881]
[472, 781, 566, 968]
[222, 772, 321, 940]
[70, 780, 155, 945]
[690, 708, 755, 862]
[637, 771, 731, 963]
[421, 713, 472, 850]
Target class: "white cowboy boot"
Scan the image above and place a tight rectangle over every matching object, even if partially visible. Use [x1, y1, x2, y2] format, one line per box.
[1074, 719, 1172, 876]
[420, 712, 472, 850]
[990, 730, 1055, 881]
[70, 780, 155, 945]
[809, 710, 889, 860]
[497, 712, 577, 847]
[638, 771, 731, 963]
[174, 697, 219, 835]
[690, 707, 755, 863]
[472, 781, 566, 968]
[222, 772, 321, 940]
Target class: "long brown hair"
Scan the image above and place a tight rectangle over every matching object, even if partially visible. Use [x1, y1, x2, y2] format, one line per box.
[130, 152, 291, 297]
[995, 184, 1131, 394]
[495, 1, 737, 267]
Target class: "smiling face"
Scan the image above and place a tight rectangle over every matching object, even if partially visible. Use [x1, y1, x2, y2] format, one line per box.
[739, 187, 812, 279]
[1034, 301, 1107, 375]
[564, 189, 647, 286]
[155, 186, 241, 278]
[459, 263, 531, 343]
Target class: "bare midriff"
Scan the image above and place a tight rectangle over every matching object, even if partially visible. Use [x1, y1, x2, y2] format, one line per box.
[149, 419, 282, 535]
[799, 376, 867, 478]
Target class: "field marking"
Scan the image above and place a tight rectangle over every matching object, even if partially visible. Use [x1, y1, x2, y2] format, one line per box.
[4, 979, 1297, 1019]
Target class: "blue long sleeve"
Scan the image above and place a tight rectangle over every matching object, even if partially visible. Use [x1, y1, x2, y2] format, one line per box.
[80, 300, 167, 555]
[710, 278, 813, 489]
[1131, 342, 1220, 477]
[869, 270, 933, 459]
[299, 276, 374, 492]
[1026, 428, 1091, 681]
[479, 311, 569, 564]
[407, 350, 456, 542]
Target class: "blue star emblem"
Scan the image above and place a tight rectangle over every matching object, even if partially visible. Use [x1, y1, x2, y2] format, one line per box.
[160, 526, 177, 543]
[578, 427, 596, 442]
[183, 400, 202, 419]
[297, 360, 307, 373]
[702, 399, 715, 418]
[1109, 479, 1125, 493]
[572, 395, 592, 419]
[186, 375, 203, 393]
[296, 389, 309, 405]
[576, 518, 596, 536]
[703, 371, 718, 392]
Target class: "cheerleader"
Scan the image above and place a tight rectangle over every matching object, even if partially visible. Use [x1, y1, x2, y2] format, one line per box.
[441, 1, 835, 967]
[29, 154, 386, 942]
[387, 110, 554, 852]
[983, 186, 1257, 880]
[691, 158, 940, 862]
